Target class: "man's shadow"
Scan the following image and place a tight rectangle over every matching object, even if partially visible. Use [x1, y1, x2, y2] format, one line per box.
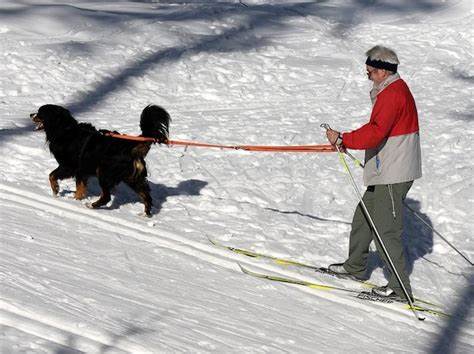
[366, 198, 434, 279]
[82, 178, 207, 215]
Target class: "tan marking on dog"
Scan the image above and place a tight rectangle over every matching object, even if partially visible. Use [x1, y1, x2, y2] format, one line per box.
[75, 180, 88, 200]
[49, 174, 59, 195]
[133, 159, 145, 179]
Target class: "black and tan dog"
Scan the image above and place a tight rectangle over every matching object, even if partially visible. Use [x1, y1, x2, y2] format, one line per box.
[31, 104, 170, 216]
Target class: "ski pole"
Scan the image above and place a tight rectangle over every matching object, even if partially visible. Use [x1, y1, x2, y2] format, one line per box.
[321, 123, 425, 321]
[403, 203, 473, 266]
[345, 150, 365, 168]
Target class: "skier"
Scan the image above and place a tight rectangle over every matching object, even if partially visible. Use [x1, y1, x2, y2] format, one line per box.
[325, 45, 422, 301]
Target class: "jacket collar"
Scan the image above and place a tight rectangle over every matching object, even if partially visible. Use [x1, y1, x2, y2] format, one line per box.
[370, 73, 401, 105]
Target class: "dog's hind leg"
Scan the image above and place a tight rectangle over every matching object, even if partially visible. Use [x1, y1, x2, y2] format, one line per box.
[74, 177, 88, 200]
[125, 179, 153, 217]
[49, 166, 73, 196]
[91, 169, 113, 209]
[91, 188, 111, 209]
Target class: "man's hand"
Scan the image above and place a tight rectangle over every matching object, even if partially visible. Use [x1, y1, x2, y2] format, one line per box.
[326, 128, 346, 152]
[326, 129, 341, 145]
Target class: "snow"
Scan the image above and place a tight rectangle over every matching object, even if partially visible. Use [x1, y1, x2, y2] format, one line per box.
[1, 0, 473, 352]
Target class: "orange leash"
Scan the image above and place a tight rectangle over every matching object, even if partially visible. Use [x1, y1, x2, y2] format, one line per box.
[105, 132, 335, 153]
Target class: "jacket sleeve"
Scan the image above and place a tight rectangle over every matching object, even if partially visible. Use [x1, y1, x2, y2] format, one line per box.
[342, 90, 400, 150]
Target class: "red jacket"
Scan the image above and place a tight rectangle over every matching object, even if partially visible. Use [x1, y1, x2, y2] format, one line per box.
[342, 79, 419, 149]
[342, 78, 422, 185]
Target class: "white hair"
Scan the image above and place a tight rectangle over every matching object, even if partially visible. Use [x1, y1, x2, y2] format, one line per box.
[366, 45, 399, 65]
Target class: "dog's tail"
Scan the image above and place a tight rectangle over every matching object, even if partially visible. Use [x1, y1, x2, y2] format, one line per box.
[140, 104, 171, 143]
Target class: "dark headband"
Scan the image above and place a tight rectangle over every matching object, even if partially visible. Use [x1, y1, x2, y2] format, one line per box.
[365, 57, 398, 72]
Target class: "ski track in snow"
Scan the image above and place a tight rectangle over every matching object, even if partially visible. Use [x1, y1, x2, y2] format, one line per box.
[1, 182, 473, 352]
[0, 183, 421, 353]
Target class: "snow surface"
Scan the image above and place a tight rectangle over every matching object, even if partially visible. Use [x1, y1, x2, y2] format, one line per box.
[0, 0, 473, 352]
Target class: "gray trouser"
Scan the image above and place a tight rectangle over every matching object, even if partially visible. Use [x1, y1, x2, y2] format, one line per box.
[343, 181, 413, 297]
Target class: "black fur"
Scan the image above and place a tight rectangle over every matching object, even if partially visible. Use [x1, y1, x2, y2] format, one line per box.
[31, 104, 171, 216]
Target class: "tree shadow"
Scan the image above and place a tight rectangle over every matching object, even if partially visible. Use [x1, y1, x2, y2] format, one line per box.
[451, 68, 474, 84]
[429, 271, 474, 354]
[311, 0, 443, 37]
[0, 119, 35, 143]
[65, 0, 446, 114]
[1, 1, 447, 143]
[0, 0, 442, 129]
[366, 198, 434, 278]
[1, 0, 443, 115]
[450, 111, 474, 122]
[64, 2, 314, 114]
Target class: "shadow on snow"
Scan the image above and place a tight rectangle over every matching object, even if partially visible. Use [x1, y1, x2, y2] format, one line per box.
[429, 271, 473, 354]
[62, 178, 208, 216]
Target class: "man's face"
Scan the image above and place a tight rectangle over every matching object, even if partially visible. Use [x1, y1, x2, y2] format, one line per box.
[366, 65, 388, 85]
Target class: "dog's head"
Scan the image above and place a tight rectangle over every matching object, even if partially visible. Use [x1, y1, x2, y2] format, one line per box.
[30, 104, 77, 132]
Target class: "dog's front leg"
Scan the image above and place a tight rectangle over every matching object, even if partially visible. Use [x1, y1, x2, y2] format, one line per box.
[49, 166, 72, 196]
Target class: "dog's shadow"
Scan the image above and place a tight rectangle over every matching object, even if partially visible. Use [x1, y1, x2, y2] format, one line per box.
[77, 178, 208, 216]
[365, 198, 434, 280]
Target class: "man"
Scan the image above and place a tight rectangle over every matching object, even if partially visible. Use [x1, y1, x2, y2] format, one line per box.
[325, 45, 422, 301]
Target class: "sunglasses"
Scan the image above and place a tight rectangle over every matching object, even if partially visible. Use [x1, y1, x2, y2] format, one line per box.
[366, 67, 379, 76]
